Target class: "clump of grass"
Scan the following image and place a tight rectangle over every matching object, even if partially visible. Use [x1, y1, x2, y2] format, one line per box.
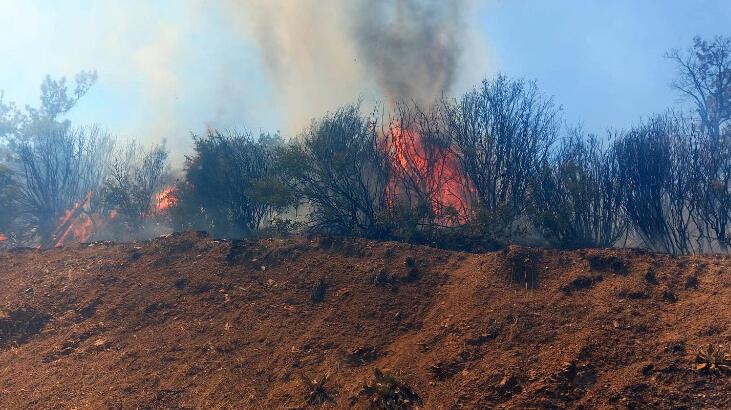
[404, 257, 420, 282]
[301, 372, 332, 405]
[310, 279, 327, 303]
[692, 344, 730, 376]
[361, 368, 421, 409]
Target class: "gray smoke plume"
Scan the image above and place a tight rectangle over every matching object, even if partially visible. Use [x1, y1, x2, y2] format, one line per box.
[228, 0, 469, 131]
[352, 0, 465, 106]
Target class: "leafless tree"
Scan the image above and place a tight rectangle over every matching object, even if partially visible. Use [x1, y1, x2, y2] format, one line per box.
[667, 36, 731, 251]
[666, 36, 730, 142]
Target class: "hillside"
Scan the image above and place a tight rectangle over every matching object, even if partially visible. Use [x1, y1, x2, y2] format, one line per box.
[0, 232, 729, 409]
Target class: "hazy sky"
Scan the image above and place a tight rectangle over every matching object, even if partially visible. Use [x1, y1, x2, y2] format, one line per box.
[0, 0, 729, 161]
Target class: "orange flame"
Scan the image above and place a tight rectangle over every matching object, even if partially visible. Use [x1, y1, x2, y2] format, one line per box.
[0, 233, 7, 242]
[386, 125, 471, 224]
[155, 186, 178, 213]
[54, 192, 95, 247]
[52, 193, 121, 248]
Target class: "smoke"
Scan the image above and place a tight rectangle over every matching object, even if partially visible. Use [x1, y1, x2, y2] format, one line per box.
[1, 1, 480, 160]
[352, 0, 465, 106]
[226, 0, 363, 133]
[228, 0, 470, 129]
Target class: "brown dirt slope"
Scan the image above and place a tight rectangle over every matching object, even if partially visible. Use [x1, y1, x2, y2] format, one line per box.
[0, 232, 729, 409]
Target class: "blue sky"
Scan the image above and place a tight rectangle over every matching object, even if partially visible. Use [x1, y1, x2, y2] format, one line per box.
[0, 0, 729, 160]
[479, 0, 731, 133]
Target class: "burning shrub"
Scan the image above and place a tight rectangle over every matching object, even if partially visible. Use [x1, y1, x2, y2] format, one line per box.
[172, 130, 289, 237]
[385, 101, 470, 229]
[277, 104, 390, 237]
[0, 71, 117, 247]
[100, 141, 169, 237]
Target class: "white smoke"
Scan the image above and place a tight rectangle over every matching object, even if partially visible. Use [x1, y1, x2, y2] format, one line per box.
[0, 0, 487, 159]
[225, 0, 478, 131]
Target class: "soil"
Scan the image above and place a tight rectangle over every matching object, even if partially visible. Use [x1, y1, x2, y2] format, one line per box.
[0, 232, 729, 409]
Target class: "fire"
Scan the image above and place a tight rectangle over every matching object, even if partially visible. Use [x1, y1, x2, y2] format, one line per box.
[53, 192, 95, 247]
[0, 233, 6, 242]
[155, 186, 178, 213]
[386, 125, 471, 224]
[47, 186, 175, 248]
[51, 193, 119, 248]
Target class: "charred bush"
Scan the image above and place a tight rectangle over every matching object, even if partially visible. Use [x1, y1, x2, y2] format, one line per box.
[587, 255, 628, 275]
[445, 75, 560, 238]
[667, 37, 731, 251]
[372, 268, 391, 287]
[614, 114, 702, 254]
[174, 277, 189, 289]
[225, 239, 249, 265]
[618, 289, 649, 300]
[345, 346, 379, 366]
[277, 104, 391, 238]
[662, 289, 678, 303]
[561, 275, 603, 294]
[404, 256, 420, 281]
[532, 131, 626, 249]
[0, 164, 19, 243]
[300, 372, 333, 405]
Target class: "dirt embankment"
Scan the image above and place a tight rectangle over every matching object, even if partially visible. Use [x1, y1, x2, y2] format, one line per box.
[0, 232, 729, 409]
